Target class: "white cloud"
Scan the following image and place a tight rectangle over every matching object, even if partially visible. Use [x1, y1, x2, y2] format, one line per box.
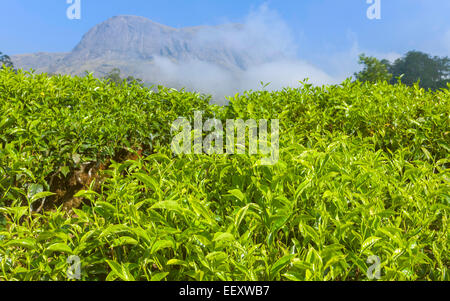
[143, 4, 339, 104]
[141, 4, 408, 104]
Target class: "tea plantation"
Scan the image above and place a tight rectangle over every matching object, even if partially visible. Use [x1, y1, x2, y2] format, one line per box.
[0, 68, 448, 280]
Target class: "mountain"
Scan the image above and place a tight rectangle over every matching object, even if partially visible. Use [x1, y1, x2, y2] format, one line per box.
[12, 52, 68, 73]
[12, 15, 264, 82]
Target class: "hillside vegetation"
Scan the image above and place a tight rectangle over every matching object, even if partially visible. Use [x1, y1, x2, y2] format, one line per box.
[0, 68, 448, 280]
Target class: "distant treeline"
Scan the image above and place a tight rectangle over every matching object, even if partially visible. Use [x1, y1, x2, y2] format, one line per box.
[355, 51, 450, 91]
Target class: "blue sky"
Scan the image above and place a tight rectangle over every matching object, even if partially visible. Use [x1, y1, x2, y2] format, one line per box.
[1, 0, 449, 79]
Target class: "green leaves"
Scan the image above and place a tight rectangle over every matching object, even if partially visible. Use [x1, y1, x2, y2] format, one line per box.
[111, 237, 138, 248]
[106, 260, 135, 281]
[213, 232, 234, 242]
[228, 189, 246, 202]
[134, 173, 160, 193]
[151, 201, 183, 212]
[361, 237, 382, 254]
[45, 243, 73, 254]
[151, 240, 175, 254]
[4, 239, 37, 250]
[0, 68, 448, 281]
[270, 255, 294, 280]
[30, 191, 56, 203]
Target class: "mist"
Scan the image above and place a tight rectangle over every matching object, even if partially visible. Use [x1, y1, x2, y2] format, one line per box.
[143, 4, 339, 104]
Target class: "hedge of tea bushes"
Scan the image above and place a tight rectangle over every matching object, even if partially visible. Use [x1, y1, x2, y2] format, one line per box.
[0, 68, 448, 280]
[0, 68, 219, 205]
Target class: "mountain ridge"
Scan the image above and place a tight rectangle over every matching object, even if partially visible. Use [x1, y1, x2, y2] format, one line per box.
[12, 15, 257, 80]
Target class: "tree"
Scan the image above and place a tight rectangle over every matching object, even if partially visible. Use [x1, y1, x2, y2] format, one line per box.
[388, 51, 450, 90]
[124, 75, 143, 85]
[104, 68, 143, 85]
[104, 68, 123, 84]
[354, 54, 392, 83]
[0, 51, 13, 69]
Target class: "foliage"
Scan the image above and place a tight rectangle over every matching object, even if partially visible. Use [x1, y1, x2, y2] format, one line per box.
[0, 68, 448, 281]
[0, 52, 13, 69]
[104, 68, 143, 86]
[387, 51, 450, 91]
[354, 54, 392, 83]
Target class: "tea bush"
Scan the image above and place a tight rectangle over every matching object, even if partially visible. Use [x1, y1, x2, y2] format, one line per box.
[0, 68, 448, 280]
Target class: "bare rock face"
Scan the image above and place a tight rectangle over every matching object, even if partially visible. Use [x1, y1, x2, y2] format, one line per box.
[12, 15, 255, 76]
[11, 52, 68, 74]
[67, 16, 179, 62]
